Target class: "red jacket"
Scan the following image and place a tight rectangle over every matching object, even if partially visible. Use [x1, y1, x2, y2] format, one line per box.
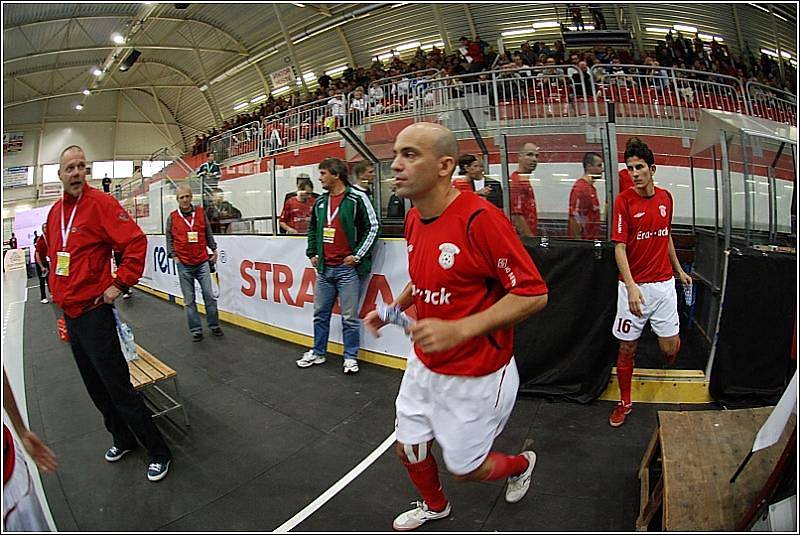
[46, 183, 146, 318]
[169, 206, 210, 265]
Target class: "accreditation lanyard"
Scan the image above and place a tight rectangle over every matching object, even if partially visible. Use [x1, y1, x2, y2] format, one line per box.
[323, 197, 341, 244]
[180, 209, 199, 242]
[57, 195, 81, 276]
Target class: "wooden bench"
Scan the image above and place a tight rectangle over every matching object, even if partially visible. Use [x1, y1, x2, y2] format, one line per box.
[636, 408, 794, 531]
[128, 346, 189, 428]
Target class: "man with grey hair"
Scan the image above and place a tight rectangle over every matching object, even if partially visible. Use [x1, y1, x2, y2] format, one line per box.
[365, 123, 548, 530]
[166, 184, 223, 341]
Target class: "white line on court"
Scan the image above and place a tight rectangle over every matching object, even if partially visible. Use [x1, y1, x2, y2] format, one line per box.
[273, 431, 397, 533]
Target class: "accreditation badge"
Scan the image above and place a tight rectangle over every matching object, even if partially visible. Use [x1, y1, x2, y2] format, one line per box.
[55, 251, 71, 277]
[323, 226, 336, 244]
[187, 231, 199, 243]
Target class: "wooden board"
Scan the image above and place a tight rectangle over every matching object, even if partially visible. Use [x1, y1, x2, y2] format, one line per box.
[657, 407, 795, 531]
[127, 345, 176, 390]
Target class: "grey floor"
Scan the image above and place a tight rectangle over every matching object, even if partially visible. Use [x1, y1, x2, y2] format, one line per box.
[22, 287, 714, 532]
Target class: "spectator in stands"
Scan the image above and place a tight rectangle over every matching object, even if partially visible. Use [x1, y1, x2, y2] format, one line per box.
[453, 154, 503, 210]
[132, 165, 143, 184]
[102, 173, 112, 193]
[46, 144, 172, 482]
[572, 60, 594, 97]
[350, 86, 368, 125]
[588, 4, 607, 30]
[368, 80, 386, 114]
[166, 184, 222, 341]
[34, 224, 49, 304]
[540, 56, 565, 77]
[509, 143, 539, 237]
[197, 152, 221, 191]
[327, 89, 346, 128]
[3, 368, 57, 531]
[8, 232, 17, 249]
[567, 152, 603, 240]
[567, 4, 585, 31]
[352, 160, 375, 200]
[520, 41, 537, 67]
[206, 187, 242, 234]
[280, 178, 316, 235]
[297, 158, 380, 375]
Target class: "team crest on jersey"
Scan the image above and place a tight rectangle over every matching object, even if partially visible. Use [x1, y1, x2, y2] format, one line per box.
[497, 258, 508, 269]
[659, 204, 667, 218]
[438, 243, 461, 270]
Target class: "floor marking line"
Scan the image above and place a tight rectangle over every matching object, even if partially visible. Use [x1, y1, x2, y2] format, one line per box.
[273, 431, 396, 533]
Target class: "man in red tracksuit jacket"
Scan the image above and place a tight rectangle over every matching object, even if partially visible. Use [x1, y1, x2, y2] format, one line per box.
[46, 145, 172, 482]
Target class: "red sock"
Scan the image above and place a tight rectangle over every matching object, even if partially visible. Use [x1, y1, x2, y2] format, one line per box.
[482, 452, 530, 481]
[616, 348, 635, 406]
[403, 456, 448, 512]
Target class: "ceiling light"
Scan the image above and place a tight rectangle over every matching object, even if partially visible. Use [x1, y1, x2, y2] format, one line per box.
[302, 72, 316, 81]
[646, 27, 671, 34]
[567, 24, 595, 31]
[92, 68, 103, 76]
[75, 104, 84, 110]
[82, 89, 91, 96]
[713, 36, 724, 43]
[774, 12, 788, 22]
[673, 24, 698, 33]
[532, 21, 560, 29]
[291, 2, 306, 7]
[502, 29, 536, 37]
[250, 94, 267, 103]
[761, 48, 779, 58]
[748, 3, 770, 13]
[780, 51, 792, 59]
[271, 85, 290, 96]
[199, 84, 208, 92]
[395, 41, 421, 52]
[111, 32, 125, 45]
[233, 102, 249, 111]
[325, 65, 348, 76]
[377, 52, 397, 61]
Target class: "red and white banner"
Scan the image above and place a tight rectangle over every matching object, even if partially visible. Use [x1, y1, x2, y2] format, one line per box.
[141, 236, 414, 358]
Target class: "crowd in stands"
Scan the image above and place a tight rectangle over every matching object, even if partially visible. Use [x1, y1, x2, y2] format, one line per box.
[191, 28, 797, 156]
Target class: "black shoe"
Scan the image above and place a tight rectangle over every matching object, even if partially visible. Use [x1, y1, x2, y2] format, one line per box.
[192, 332, 203, 342]
[211, 327, 224, 337]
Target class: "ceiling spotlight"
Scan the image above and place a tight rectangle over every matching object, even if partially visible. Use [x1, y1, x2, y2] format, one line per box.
[75, 104, 84, 110]
[83, 89, 91, 96]
[119, 49, 141, 71]
[92, 68, 103, 76]
[111, 32, 125, 45]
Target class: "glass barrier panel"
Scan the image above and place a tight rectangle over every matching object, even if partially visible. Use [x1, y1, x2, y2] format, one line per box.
[691, 146, 720, 230]
[275, 161, 320, 236]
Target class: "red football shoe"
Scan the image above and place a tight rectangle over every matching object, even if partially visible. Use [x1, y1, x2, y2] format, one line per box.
[608, 402, 632, 427]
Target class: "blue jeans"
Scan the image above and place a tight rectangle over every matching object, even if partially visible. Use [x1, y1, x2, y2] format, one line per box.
[313, 265, 362, 360]
[177, 261, 220, 334]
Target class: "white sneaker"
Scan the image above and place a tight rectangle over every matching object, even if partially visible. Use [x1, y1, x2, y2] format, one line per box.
[296, 350, 325, 368]
[392, 501, 451, 531]
[343, 359, 359, 374]
[40, 298, 48, 304]
[505, 450, 536, 503]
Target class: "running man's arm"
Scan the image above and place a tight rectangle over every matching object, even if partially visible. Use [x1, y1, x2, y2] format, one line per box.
[364, 282, 414, 336]
[3, 370, 58, 473]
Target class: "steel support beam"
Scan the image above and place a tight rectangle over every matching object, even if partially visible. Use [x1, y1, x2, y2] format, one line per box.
[431, 4, 451, 54]
[273, 3, 308, 96]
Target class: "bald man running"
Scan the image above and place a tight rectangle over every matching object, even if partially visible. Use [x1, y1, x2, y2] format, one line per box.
[366, 123, 549, 530]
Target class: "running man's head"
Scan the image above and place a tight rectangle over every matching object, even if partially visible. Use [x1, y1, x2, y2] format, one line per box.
[458, 154, 484, 181]
[517, 143, 539, 174]
[58, 145, 88, 198]
[391, 122, 458, 200]
[624, 137, 656, 192]
[176, 184, 193, 211]
[582, 152, 604, 182]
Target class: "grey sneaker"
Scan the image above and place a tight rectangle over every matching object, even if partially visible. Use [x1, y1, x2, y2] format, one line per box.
[505, 450, 536, 503]
[392, 501, 451, 531]
[105, 446, 134, 462]
[343, 359, 359, 374]
[296, 349, 325, 368]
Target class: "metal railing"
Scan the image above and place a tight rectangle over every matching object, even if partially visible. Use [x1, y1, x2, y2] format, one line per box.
[346, 68, 438, 127]
[746, 81, 797, 125]
[209, 121, 261, 162]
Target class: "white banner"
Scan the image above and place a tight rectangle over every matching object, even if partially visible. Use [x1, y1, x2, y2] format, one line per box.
[142, 236, 414, 358]
[269, 66, 295, 88]
[3, 166, 29, 188]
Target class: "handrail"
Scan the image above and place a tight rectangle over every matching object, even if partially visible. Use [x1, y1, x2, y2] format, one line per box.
[209, 121, 261, 162]
[746, 80, 797, 123]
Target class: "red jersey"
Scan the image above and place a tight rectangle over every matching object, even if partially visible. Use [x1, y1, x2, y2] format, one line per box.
[405, 191, 548, 376]
[323, 192, 352, 265]
[612, 186, 674, 284]
[280, 195, 313, 233]
[34, 235, 49, 266]
[46, 183, 147, 318]
[568, 178, 601, 239]
[3, 425, 14, 485]
[169, 205, 210, 265]
[509, 171, 538, 236]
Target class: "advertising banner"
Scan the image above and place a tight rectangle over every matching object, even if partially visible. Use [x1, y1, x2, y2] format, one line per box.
[142, 236, 414, 358]
[269, 66, 295, 88]
[3, 166, 29, 188]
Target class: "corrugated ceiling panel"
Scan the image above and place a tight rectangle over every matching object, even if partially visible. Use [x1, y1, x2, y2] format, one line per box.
[213, 67, 266, 119]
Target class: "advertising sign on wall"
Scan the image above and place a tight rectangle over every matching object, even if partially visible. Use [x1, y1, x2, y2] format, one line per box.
[2, 132, 24, 153]
[3, 166, 29, 188]
[269, 66, 295, 88]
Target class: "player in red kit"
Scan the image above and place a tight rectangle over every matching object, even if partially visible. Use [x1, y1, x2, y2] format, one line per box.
[567, 152, 603, 240]
[609, 138, 692, 427]
[365, 123, 549, 531]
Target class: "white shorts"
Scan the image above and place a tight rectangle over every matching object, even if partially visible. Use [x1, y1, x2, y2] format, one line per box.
[612, 278, 680, 341]
[395, 350, 519, 476]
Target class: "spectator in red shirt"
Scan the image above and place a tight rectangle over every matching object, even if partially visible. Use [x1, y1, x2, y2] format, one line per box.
[279, 178, 315, 234]
[509, 143, 540, 237]
[567, 152, 604, 239]
[608, 138, 692, 428]
[46, 145, 172, 482]
[365, 123, 548, 530]
[34, 224, 49, 303]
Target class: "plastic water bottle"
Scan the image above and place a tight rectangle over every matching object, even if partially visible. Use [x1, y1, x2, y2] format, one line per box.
[118, 321, 137, 361]
[682, 282, 695, 307]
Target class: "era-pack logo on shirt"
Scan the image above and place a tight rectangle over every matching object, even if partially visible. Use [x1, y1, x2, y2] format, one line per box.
[438, 243, 460, 270]
[659, 205, 667, 218]
[412, 284, 452, 305]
